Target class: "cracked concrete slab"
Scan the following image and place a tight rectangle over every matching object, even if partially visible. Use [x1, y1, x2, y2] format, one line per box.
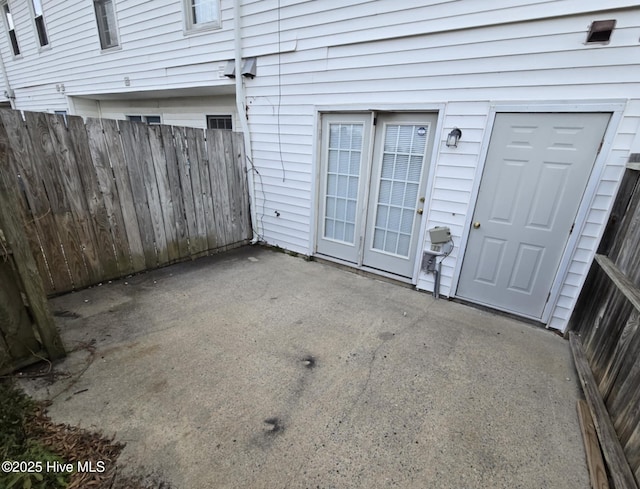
[21, 246, 588, 488]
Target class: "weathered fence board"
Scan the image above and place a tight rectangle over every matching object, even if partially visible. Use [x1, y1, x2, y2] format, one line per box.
[570, 164, 640, 487]
[184, 126, 209, 256]
[0, 110, 69, 291]
[0, 109, 251, 296]
[0, 116, 65, 370]
[119, 120, 158, 269]
[208, 129, 230, 247]
[232, 132, 252, 243]
[148, 126, 178, 263]
[26, 111, 91, 289]
[571, 333, 638, 489]
[173, 126, 200, 256]
[160, 125, 189, 258]
[69, 116, 120, 281]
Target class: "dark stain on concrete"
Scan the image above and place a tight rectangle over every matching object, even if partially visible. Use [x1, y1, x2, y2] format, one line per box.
[301, 355, 316, 369]
[378, 332, 395, 341]
[149, 379, 168, 394]
[264, 417, 284, 434]
[53, 310, 81, 319]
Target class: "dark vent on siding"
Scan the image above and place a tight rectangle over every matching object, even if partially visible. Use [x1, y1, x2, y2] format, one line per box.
[586, 20, 616, 44]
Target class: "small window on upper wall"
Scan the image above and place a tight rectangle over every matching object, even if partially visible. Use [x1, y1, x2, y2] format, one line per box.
[2, 2, 20, 56]
[207, 114, 233, 130]
[30, 0, 48, 47]
[184, 0, 220, 32]
[54, 110, 68, 125]
[93, 0, 119, 50]
[127, 115, 162, 125]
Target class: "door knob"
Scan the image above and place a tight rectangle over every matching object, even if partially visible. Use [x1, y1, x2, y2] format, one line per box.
[473, 222, 481, 229]
[417, 208, 423, 215]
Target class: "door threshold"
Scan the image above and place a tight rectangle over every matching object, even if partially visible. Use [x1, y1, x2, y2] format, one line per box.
[313, 254, 415, 289]
[451, 297, 548, 330]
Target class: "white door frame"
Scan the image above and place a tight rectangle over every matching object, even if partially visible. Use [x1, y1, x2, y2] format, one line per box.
[451, 100, 626, 323]
[311, 104, 446, 285]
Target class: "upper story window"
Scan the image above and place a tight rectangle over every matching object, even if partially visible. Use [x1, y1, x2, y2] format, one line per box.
[1, 2, 20, 56]
[93, 0, 119, 50]
[30, 0, 48, 47]
[184, 0, 220, 32]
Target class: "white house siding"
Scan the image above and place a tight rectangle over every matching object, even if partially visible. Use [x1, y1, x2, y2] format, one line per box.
[1, 0, 639, 331]
[0, 0, 239, 110]
[71, 95, 239, 129]
[241, 2, 640, 331]
[547, 101, 640, 330]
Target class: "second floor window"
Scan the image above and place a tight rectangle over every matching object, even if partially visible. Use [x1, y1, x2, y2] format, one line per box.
[185, 0, 220, 31]
[30, 0, 48, 47]
[94, 0, 119, 49]
[2, 2, 20, 56]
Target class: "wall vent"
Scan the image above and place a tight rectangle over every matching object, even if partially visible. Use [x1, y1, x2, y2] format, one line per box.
[586, 20, 616, 44]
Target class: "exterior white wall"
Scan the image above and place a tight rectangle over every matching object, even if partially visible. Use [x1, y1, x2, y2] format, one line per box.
[241, 2, 640, 331]
[69, 95, 238, 129]
[1, 0, 639, 331]
[0, 0, 239, 108]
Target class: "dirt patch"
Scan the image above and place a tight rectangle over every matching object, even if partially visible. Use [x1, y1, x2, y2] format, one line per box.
[1, 380, 172, 489]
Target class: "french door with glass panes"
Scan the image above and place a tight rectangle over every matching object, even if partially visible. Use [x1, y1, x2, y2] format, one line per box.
[316, 112, 437, 279]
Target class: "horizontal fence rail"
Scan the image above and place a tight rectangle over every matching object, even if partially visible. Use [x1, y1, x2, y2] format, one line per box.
[570, 167, 640, 486]
[0, 109, 251, 295]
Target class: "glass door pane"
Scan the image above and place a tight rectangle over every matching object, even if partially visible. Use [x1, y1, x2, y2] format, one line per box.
[372, 124, 426, 257]
[324, 123, 363, 244]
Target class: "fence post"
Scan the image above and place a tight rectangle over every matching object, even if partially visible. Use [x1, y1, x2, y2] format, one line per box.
[0, 121, 65, 361]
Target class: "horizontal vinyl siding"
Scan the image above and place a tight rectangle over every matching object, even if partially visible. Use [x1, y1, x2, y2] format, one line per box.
[69, 97, 100, 117]
[2, 0, 639, 331]
[548, 101, 640, 330]
[85, 95, 238, 129]
[415, 102, 490, 297]
[242, 2, 640, 332]
[1, 0, 237, 108]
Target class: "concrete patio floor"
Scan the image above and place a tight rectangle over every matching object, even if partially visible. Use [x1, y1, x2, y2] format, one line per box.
[23, 246, 588, 488]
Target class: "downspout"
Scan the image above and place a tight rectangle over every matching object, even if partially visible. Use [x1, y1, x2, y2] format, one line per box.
[0, 50, 15, 109]
[233, 0, 259, 243]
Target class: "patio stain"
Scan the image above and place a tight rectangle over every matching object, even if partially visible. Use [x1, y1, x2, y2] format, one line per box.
[53, 310, 81, 318]
[301, 355, 316, 369]
[149, 379, 168, 394]
[378, 331, 396, 341]
[264, 417, 284, 435]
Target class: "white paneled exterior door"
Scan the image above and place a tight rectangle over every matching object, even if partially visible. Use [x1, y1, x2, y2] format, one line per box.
[457, 112, 610, 318]
[316, 112, 437, 279]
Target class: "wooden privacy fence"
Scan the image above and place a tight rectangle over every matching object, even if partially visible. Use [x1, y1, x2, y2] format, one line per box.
[0, 120, 65, 373]
[569, 162, 640, 488]
[0, 109, 251, 295]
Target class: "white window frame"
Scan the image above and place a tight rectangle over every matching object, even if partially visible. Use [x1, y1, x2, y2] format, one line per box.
[93, 0, 119, 51]
[127, 115, 162, 125]
[206, 114, 233, 130]
[1, 1, 21, 58]
[28, 0, 49, 49]
[183, 0, 221, 33]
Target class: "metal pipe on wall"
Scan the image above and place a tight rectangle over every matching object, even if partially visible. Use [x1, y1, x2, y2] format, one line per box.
[233, 0, 259, 243]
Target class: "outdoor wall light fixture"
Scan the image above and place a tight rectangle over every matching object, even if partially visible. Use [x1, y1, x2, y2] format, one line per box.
[446, 127, 462, 148]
